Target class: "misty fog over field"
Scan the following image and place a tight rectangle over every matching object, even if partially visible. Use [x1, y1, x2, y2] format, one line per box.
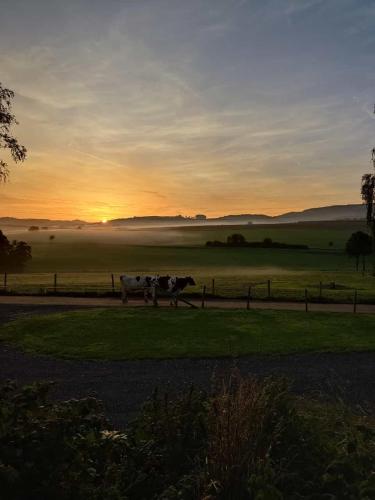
[1, 218, 367, 252]
[3, 226, 201, 247]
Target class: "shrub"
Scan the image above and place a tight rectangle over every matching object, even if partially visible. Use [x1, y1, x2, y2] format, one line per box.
[204, 376, 292, 498]
[206, 238, 308, 249]
[0, 381, 124, 500]
[1, 377, 374, 499]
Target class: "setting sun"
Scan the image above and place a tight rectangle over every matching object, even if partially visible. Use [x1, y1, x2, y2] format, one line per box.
[101, 219, 108, 224]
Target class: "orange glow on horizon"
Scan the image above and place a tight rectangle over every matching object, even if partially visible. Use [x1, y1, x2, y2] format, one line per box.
[0, 148, 361, 222]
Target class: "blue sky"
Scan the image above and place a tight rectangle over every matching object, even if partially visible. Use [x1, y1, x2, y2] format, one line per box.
[1, 0, 374, 220]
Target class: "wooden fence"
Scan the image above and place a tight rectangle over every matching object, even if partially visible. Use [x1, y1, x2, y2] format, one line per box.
[0, 272, 366, 311]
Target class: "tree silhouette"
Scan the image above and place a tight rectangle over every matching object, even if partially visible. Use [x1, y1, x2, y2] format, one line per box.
[0, 83, 27, 181]
[10, 240, 32, 269]
[227, 233, 246, 245]
[361, 107, 375, 273]
[345, 231, 372, 272]
[0, 230, 11, 261]
[263, 237, 273, 246]
[0, 230, 31, 271]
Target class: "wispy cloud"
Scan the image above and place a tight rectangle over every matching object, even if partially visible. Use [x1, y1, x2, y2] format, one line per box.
[0, 0, 374, 219]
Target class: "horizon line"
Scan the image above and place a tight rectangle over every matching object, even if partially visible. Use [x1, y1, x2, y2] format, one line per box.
[0, 202, 365, 224]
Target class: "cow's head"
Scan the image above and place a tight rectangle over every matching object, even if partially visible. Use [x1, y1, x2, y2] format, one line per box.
[186, 276, 196, 286]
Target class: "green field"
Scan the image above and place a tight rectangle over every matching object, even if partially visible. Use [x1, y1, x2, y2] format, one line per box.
[4, 221, 368, 275]
[2, 220, 375, 301]
[2, 308, 375, 360]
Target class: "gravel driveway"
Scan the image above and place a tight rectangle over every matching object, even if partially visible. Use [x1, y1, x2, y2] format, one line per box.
[0, 304, 374, 427]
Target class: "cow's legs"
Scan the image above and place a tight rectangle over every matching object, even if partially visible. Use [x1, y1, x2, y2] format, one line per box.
[170, 294, 178, 307]
[143, 288, 149, 303]
[121, 285, 128, 304]
[151, 286, 158, 307]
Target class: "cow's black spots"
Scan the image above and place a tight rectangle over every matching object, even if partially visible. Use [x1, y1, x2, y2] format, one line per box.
[158, 276, 170, 290]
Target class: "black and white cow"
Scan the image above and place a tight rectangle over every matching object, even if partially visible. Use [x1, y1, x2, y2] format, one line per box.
[157, 275, 196, 305]
[119, 275, 158, 303]
[120, 274, 196, 305]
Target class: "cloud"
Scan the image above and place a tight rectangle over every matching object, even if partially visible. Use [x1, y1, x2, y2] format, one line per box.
[0, 0, 374, 219]
[284, 0, 325, 16]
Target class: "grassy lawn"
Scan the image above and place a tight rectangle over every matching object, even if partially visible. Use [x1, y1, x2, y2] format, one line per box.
[1, 308, 375, 360]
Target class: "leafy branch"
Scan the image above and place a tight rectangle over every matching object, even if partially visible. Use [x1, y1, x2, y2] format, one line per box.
[0, 83, 27, 181]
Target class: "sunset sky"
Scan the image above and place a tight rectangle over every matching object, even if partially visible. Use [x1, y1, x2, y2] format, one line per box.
[1, 0, 374, 221]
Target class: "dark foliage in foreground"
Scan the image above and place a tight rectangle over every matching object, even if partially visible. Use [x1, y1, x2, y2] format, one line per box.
[0, 230, 31, 271]
[206, 235, 308, 249]
[1, 377, 374, 499]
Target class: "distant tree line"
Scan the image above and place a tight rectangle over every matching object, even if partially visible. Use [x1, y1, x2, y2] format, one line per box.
[206, 233, 309, 249]
[0, 230, 31, 271]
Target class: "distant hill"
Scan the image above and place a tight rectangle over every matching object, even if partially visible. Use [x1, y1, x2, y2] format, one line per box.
[213, 214, 273, 223]
[275, 204, 366, 222]
[104, 214, 273, 226]
[0, 217, 86, 228]
[0, 204, 367, 228]
[106, 204, 366, 226]
[106, 215, 188, 226]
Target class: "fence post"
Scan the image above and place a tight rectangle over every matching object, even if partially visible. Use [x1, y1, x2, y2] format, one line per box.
[267, 279, 271, 299]
[353, 289, 357, 313]
[54, 273, 57, 293]
[212, 278, 215, 296]
[3, 272, 7, 290]
[246, 285, 252, 310]
[319, 281, 322, 300]
[201, 285, 206, 309]
[111, 274, 115, 294]
[305, 289, 308, 312]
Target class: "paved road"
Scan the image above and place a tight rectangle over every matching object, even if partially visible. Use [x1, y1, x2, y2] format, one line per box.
[0, 294, 373, 313]
[0, 303, 374, 427]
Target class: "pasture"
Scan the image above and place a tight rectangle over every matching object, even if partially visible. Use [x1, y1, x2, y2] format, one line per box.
[3, 220, 375, 301]
[2, 308, 375, 360]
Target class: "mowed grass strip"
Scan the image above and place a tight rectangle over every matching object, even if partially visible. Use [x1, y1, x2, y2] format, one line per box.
[1, 308, 375, 360]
